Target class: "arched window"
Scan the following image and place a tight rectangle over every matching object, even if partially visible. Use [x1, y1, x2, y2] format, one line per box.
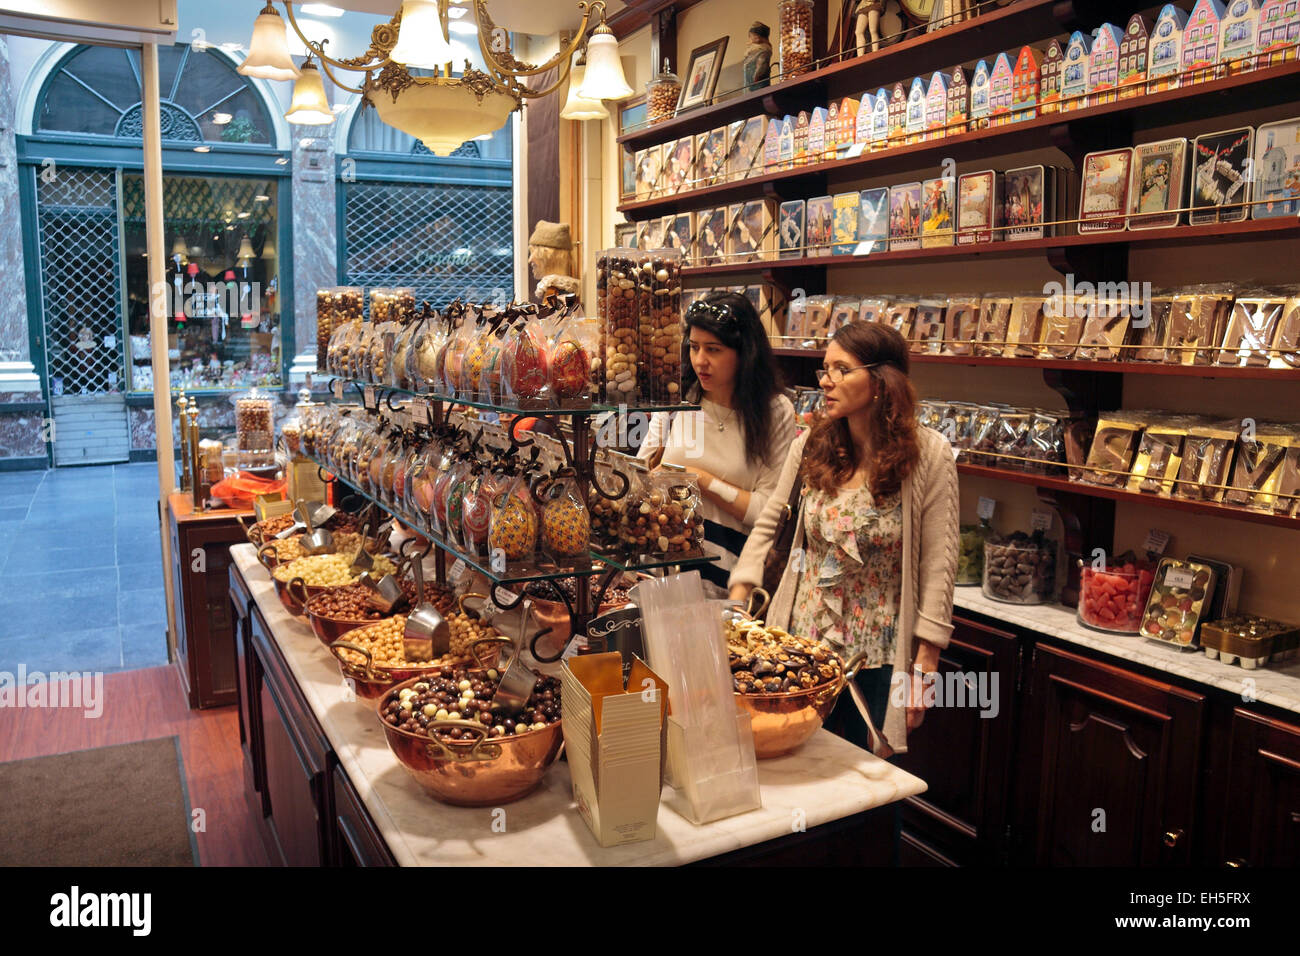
[36, 43, 275, 145]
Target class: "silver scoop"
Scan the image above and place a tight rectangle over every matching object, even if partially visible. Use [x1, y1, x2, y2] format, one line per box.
[402, 552, 449, 662]
[275, 500, 335, 540]
[489, 598, 539, 719]
[359, 570, 405, 614]
[348, 541, 375, 575]
[298, 502, 335, 554]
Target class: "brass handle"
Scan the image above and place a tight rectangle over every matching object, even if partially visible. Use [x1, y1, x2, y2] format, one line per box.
[286, 576, 311, 611]
[424, 719, 502, 763]
[330, 639, 384, 683]
[1163, 829, 1184, 848]
[1225, 858, 1246, 868]
[257, 541, 279, 568]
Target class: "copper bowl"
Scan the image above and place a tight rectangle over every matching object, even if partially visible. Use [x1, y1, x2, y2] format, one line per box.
[309, 607, 381, 647]
[734, 651, 864, 758]
[272, 576, 333, 616]
[376, 676, 563, 806]
[332, 631, 505, 699]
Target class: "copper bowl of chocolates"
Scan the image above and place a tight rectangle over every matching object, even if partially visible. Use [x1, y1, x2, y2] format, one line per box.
[330, 618, 503, 699]
[376, 671, 564, 806]
[726, 615, 863, 758]
[303, 578, 454, 648]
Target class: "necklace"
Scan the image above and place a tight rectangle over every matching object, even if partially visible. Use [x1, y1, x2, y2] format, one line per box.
[714, 405, 735, 432]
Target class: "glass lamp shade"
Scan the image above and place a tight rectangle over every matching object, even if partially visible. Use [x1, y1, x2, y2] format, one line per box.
[578, 27, 633, 101]
[284, 62, 336, 125]
[366, 78, 516, 155]
[238, 5, 301, 82]
[171, 237, 188, 258]
[560, 64, 609, 120]
[236, 237, 256, 262]
[389, 0, 457, 69]
[261, 239, 276, 259]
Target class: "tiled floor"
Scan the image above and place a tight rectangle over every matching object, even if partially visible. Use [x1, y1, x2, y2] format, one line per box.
[0, 463, 169, 678]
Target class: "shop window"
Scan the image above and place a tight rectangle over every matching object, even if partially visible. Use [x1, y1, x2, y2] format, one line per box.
[37, 43, 274, 145]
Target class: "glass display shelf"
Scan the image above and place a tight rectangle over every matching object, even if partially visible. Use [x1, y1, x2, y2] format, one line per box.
[331, 379, 701, 417]
[592, 548, 720, 574]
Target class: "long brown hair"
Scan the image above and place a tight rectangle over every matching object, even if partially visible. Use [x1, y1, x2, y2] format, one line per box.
[802, 322, 921, 497]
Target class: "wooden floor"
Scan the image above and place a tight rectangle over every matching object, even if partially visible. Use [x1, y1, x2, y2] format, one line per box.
[0, 665, 270, 866]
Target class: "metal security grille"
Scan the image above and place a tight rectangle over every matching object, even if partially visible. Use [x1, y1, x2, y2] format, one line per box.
[36, 167, 130, 464]
[342, 180, 514, 310]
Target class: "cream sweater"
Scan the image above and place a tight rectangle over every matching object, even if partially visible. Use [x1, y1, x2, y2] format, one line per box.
[729, 425, 959, 753]
[639, 397, 797, 573]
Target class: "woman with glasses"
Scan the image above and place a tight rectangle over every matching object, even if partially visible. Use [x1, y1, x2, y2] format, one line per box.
[638, 290, 796, 589]
[729, 321, 958, 756]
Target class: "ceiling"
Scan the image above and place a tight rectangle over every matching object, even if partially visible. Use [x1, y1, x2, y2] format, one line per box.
[314, 0, 626, 38]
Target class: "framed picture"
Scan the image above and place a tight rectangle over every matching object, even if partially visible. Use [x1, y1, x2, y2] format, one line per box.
[678, 37, 729, 112]
[618, 94, 647, 135]
[614, 222, 637, 249]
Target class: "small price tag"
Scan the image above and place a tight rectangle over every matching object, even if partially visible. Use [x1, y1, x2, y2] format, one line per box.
[1030, 508, 1053, 532]
[495, 587, 518, 604]
[844, 142, 866, 159]
[363, 385, 376, 410]
[1165, 567, 1194, 590]
[977, 496, 997, 521]
[448, 558, 467, 582]
[1143, 528, 1171, 556]
[332, 379, 343, 400]
[412, 402, 430, 426]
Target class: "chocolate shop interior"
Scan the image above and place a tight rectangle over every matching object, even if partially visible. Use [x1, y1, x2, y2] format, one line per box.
[0, 0, 1297, 884]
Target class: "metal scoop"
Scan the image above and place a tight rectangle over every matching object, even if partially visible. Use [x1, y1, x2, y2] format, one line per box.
[489, 598, 539, 718]
[402, 552, 449, 662]
[275, 500, 334, 540]
[298, 502, 335, 554]
[359, 570, 405, 614]
[348, 541, 375, 575]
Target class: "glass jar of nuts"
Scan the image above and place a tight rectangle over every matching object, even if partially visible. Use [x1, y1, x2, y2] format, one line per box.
[646, 59, 680, 125]
[778, 0, 814, 79]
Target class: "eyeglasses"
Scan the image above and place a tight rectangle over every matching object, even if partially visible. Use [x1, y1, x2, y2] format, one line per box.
[815, 363, 879, 385]
[684, 300, 740, 327]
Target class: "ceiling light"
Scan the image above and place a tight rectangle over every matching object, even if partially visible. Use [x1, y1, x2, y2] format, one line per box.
[579, 23, 633, 101]
[212, 112, 232, 125]
[237, 3, 300, 83]
[390, 0, 456, 68]
[300, 3, 344, 16]
[237, 237, 257, 261]
[448, 20, 477, 36]
[284, 60, 336, 126]
[237, 211, 251, 218]
[560, 61, 609, 121]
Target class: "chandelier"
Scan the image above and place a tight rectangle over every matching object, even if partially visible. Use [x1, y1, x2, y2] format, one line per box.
[239, 1, 634, 155]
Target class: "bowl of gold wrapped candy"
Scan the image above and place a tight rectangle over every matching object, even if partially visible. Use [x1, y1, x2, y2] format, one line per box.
[726, 616, 863, 758]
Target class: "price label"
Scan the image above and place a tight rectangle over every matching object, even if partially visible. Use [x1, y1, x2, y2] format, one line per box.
[1030, 508, 1053, 532]
[332, 379, 343, 400]
[363, 385, 376, 410]
[412, 402, 430, 426]
[977, 496, 997, 521]
[449, 558, 467, 582]
[1165, 567, 1194, 590]
[393, 408, 409, 429]
[494, 587, 518, 604]
[1143, 528, 1171, 556]
[844, 142, 866, 159]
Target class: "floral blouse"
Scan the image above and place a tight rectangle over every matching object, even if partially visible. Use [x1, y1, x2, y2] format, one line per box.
[790, 483, 903, 668]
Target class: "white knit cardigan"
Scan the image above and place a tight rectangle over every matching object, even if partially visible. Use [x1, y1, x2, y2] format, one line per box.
[729, 425, 960, 753]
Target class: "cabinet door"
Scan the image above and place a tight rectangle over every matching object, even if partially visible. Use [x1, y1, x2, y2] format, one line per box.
[332, 765, 397, 867]
[229, 564, 260, 797]
[1029, 644, 1205, 866]
[894, 614, 1020, 865]
[1221, 709, 1300, 867]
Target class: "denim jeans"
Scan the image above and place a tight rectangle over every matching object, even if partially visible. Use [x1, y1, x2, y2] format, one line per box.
[824, 664, 893, 754]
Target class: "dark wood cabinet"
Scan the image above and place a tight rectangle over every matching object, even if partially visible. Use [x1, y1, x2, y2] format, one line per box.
[1024, 644, 1205, 866]
[1220, 709, 1300, 868]
[169, 494, 251, 708]
[332, 766, 397, 867]
[895, 614, 1021, 866]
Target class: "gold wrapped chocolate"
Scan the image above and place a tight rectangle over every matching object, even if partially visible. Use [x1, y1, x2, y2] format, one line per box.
[1270, 295, 1300, 369]
[1224, 424, 1290, 511]
[943, 296, 981, 356]
[1004, 296, 1045, 358]
[1038, 295, 1085, 359]
[974, 297, 1012, 357]
[1173, 419, 1239, 501]
[1218, 296, 1286, 367]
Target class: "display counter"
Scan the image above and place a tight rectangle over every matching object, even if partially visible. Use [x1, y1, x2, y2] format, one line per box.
[229, 543, 927, 866]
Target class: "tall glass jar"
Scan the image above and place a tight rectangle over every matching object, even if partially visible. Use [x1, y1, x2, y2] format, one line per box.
[234, 389, 274, 469]
[646, 59, 680, 125]
[598, 249, 641, 404]
[637, 248, 682, 404]
[779, 0, 815, 79]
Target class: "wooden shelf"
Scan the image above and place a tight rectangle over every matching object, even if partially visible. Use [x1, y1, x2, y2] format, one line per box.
[619, 59, 1300, 220]
[771, 347, 1300, 380]
[956, 462, 1300, 530]
[617, 0, 1088, 151]
[683, 217, 1300, 277]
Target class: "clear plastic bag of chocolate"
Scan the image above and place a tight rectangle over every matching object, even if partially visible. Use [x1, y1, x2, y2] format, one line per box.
[646, 465, 705, 557]
[636, 249, 683, 404]
[974, 297, 1013, 357]
[488, 472, 540, 565]
[1129, 291, 1174, 362]
[942, 296, 982, 356]
[1269, 288, 1300, 369]
[1126, 415, 1198, 496]
[1217, 293, 1286, 367]
[1172, 418, 1238, 502]
[1013, 411, 1065, 476]
[376, 431, 406, 507]
[598, 249, 641, 403]
[439, 303, 473, 398]
[500, 308, 553, 408]
[913, 298, 948, 354]
[966, 404, 1005, 466]
[432, 451, 468, 543]
[1223, 422, 1292, 511]
[460, 306, 503, 404]
[405, 442, 438, 524]
[991, 407, 1032, 471]
[353, 319, 377, 383]
[590, 451, 630, 551]
[548, 309, 596, 406]
[1078, 410, 1148, 487]
[1004, 295, 1045, 358]
[538, 469, 591, 558]
[1164, 286, 1233, 366]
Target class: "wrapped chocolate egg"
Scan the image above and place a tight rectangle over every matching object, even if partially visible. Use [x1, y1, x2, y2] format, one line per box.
[549, 338, 591, 401]
[502, 324, 550, 402]
[489, 483, 539, 560]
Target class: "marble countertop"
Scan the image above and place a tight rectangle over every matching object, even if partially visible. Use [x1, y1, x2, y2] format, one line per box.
[953, 588, 1300, 715]
[231, 544, 927, 867]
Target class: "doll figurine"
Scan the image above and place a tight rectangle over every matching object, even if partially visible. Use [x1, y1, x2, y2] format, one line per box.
[743, 22, 772, 91]
[855, 0, 884, 54]
[527, 220, 580, 303]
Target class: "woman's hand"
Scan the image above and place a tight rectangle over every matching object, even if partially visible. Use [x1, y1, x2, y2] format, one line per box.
[907, 641, 942, 731]
[729, 583, 753, 603]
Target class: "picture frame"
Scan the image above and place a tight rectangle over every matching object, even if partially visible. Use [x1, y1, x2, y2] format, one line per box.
[678, 37, 729, 112]
[618, 94, 647, 135]
[614, 222, 638, 249]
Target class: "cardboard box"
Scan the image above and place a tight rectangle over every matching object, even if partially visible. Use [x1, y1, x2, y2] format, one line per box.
[562, 653, 668, 848]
